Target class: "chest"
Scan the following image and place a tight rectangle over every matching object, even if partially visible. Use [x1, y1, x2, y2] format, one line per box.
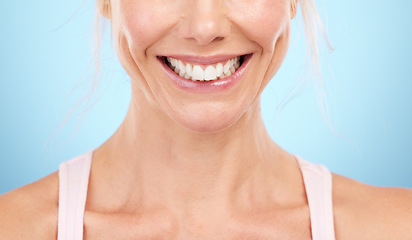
[82, 208, 311, 240]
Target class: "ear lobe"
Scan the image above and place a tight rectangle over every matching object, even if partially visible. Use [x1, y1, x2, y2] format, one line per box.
[98, 0, 112, 19]
[291, 0, 298, 19]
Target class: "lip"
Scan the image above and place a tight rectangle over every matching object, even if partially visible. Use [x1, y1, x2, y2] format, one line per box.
[158, 54, 253, 94]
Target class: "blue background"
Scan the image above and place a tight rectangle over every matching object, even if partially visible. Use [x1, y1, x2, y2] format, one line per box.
[1, 0, 411, 194]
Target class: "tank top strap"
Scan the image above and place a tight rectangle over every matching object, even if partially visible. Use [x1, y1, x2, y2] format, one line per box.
[296, 156, 336, 240]
[58, 151, 93, 240]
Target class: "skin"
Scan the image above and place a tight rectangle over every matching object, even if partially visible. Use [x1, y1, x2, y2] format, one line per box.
[1, 0, 412, 239]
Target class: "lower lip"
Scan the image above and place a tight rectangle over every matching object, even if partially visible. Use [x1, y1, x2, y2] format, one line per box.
[158, 54, 252, 93]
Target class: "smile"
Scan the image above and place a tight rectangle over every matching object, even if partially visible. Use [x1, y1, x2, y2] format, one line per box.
[158, 54, 252, 93]
[162, 55, 246, 81]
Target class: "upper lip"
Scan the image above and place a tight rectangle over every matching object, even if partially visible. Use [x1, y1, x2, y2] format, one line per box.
[159, 54, 251, 65]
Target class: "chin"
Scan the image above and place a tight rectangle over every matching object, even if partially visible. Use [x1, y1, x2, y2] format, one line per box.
[180, 119, 239, 133]
[168, 104, 245, 133]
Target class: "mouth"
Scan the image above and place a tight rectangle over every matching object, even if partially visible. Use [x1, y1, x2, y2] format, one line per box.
[158, 54, 250, 82]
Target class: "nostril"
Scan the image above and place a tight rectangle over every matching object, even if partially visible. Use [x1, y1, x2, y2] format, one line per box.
[213, 36, 225, 42]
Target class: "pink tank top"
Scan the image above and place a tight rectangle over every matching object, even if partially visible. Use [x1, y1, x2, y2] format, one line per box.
[57, 151, 336, 240]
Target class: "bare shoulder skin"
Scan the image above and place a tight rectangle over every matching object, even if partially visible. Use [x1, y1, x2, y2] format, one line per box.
[333, 174, 412, 240]
[1, 169, 411, 239]
[0, 172, 59, 240]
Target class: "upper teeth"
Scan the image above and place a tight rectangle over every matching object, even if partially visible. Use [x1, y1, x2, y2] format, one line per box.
[166, 56, 241, 81]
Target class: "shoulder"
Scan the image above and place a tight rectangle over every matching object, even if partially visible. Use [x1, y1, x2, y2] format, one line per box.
[0, 172, 59, 240]
[332, 173, 412, 240]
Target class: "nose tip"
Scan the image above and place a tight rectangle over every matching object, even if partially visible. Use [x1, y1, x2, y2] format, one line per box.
[178, 1, 229, 46]
[190, 17, 225, 45]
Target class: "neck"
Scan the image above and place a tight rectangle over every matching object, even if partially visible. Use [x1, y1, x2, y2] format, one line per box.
[92, 92, 295, 217]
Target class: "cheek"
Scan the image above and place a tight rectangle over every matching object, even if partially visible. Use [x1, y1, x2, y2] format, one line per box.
[230, 0, 290, 52]
[117, 1, 179, 55]
[228, 0, 291, 95]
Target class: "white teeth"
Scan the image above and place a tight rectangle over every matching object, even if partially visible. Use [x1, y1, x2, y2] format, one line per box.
[192, 65, 204, 81]
[171, 58, 177, 67]
[216, 63, 223, 77]
[234, 61, 240, 69]
[223, 60, 231, 75]
[186, 63, 192, 76]
[230, 65, 236, 74]
[179, 61, 186, 76]
[166, 56, 242, 81]
[204, 66, 217, 81]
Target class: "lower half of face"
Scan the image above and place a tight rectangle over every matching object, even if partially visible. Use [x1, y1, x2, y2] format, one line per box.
[112, 0, 292, 133]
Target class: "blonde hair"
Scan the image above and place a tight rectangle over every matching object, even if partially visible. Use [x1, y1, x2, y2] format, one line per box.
[273, 0, 333, 129]
[299, 0, 333, 124]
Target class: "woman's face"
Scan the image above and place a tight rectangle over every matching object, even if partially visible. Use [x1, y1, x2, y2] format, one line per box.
[105, 0, 294, 132]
